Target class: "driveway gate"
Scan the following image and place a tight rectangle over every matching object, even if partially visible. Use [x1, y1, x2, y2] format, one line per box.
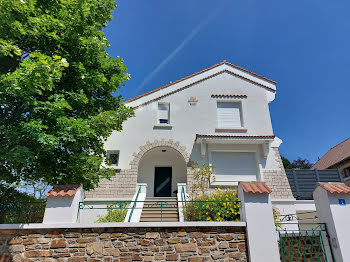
[276, 223, 334, 262]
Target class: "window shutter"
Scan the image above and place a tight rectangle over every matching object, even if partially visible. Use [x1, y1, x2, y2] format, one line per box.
[211, 152, 257, 182]
[217, 102, 241, 128]
[158, 104, 169, 123]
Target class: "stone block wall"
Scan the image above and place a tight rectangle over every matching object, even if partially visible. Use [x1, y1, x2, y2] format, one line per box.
[0, 226, 247, 262]
[264, 148, 294, 199]
[85, 170, 137, 199]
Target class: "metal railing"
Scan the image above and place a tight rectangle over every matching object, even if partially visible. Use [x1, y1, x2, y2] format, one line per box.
[77, 199, 241, 223]
[276, 223, 334, 262]
[128, 185, 142, 222]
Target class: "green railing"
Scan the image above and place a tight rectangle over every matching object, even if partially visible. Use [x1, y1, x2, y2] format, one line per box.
[0, 201, 46, 224]
[128, 185, 142, 222]
[78, 199, 241, 223]
[276, 223, 334, 262]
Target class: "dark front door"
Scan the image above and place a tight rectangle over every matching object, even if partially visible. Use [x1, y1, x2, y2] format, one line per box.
[154, 167, 172, 197]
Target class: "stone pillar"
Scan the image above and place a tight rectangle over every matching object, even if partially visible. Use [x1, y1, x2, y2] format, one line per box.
[238, 181, 280, 262]
[314, 182, 350, 262]
[43, 184, 84, 224]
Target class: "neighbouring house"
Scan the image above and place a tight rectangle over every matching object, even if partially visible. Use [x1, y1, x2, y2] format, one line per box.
[85, 61, 293, 204]
[312, 137, 350, 185]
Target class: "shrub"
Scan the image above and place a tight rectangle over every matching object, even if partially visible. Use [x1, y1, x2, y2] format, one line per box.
[0, 183, 46, 224]
[273, 207, 283, 228]
[184, 188, 240, 222]
[190, 162, 214, 199]
[95, 205, 128, 223]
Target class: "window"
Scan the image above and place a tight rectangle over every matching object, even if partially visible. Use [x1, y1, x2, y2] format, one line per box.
[106, 150, 119, 166]
[344, 167, 350, 179]
[217, 102, 242, 128]
[158, 103, 170, 124]
[211, 152, 257, 183]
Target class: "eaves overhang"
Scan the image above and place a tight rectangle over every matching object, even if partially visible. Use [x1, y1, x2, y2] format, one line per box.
[195, 134, 275, 144]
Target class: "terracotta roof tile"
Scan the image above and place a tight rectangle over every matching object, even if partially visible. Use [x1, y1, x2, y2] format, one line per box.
[125, 61, 276, 105]
[240, 182, 272, 194]
[312, 137, 350, 169]
[211, 94, 247, 98]
[318, 182, 350, 194]
[46, 184, 81, 197]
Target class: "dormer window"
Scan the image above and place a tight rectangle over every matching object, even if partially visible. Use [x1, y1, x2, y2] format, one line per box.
[217, 102, 242, 128]
[158, 103, 170, 124]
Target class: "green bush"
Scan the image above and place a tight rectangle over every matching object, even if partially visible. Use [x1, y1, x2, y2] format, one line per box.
[0, 183, 46, 224]
[95, 205, 128, 223]
[184, 188, 240, 222]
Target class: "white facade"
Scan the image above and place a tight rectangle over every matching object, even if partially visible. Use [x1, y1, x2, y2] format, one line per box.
[91, 61, 288, 198]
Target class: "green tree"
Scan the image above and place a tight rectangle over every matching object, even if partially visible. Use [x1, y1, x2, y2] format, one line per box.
[0, 0, 133, 190]
[281, 156, 292, 169]
[281, 156, 313, 170]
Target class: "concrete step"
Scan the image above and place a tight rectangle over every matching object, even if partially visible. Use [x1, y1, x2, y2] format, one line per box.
[141, 213, 179, 217]
[142, 209, 178, 213]
[140, 217, 179, 222]
[145, 198, 177, 202]
[140, 198, 179, 222]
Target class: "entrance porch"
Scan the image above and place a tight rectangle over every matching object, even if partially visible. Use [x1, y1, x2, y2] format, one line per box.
[137, 146, 187, 198]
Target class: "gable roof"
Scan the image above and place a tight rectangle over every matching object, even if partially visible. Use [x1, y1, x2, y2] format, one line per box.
[312, 137, 350, 169]
[124, 61, 276, 106]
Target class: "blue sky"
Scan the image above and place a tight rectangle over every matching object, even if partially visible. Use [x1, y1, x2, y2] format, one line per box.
[104, 0, 350, 164]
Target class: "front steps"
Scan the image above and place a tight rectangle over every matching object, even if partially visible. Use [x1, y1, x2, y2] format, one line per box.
[140, 197, 179, 222]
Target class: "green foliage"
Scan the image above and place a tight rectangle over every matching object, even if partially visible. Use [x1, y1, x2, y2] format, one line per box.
[0, 183, 46, 223]
[0, 0, 134, 189]
[281, 156, 313, 170]
[273, 206, 283, 228]
[191, 162, 215, 198]
[184, 188, 240, 222]
[281, 156, 292, 169]
[95, 205, 127, 223]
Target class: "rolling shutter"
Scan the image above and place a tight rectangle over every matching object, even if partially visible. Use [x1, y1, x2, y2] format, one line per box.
[158, 103, 169, 123]
[217, 102, 242, 128]
[211, 152, 257, 182]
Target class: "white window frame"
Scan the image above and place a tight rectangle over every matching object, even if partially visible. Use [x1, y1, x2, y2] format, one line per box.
[157, 102, 170, 125]
[216, 101, 245, 130]
[208, 149, 261, 186]
[106, 150, 120, 167]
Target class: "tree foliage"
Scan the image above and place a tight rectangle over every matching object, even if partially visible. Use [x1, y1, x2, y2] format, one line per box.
[0, 0, 133, 189]
[0, 183, 46, 224]
[281, 156, 313, 170]
[281, 156, 292, 169]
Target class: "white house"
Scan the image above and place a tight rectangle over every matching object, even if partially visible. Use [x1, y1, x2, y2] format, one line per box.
[85, 61, 293, 201]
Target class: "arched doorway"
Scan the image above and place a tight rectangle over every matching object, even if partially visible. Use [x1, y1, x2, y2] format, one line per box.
[137, 146, 187, 197]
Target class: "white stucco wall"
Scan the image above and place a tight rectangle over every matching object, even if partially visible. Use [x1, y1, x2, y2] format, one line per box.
[314, 187, 350, 262]
[43, 188, 84, 224]
[106, 69, 278, 174]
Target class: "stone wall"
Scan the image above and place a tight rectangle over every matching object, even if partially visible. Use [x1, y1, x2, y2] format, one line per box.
[0, 226, 247, 262]
[85, 169, 137, 199]
[264, 148, 294, 199]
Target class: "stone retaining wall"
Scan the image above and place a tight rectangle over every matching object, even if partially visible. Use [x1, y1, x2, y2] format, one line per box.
[0, 226, 247, 262]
